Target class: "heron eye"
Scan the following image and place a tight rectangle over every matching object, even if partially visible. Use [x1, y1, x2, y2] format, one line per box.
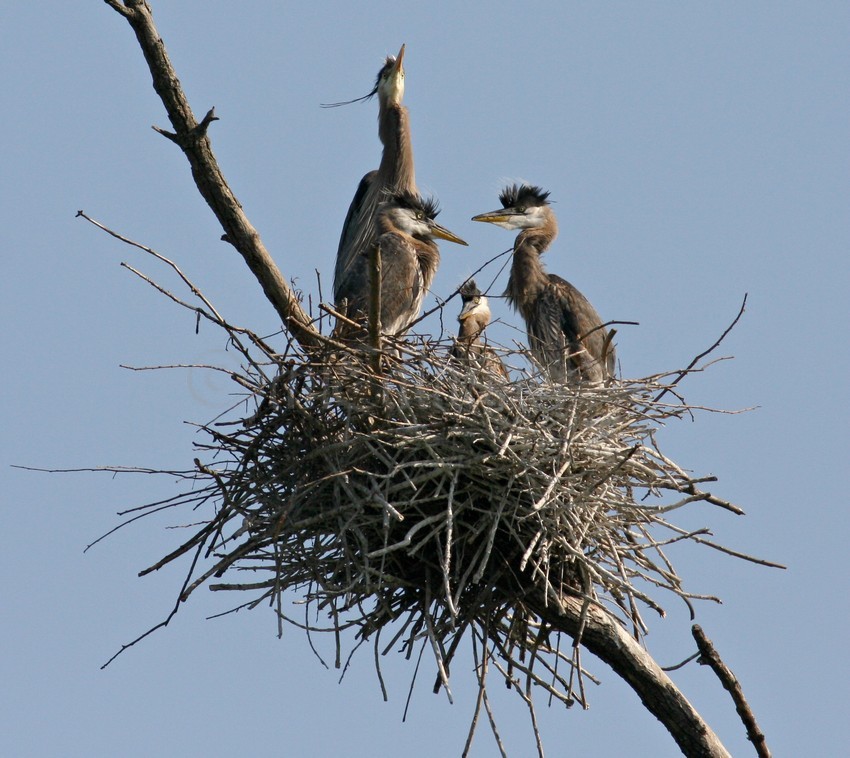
[517, 206, 526, 213]
[416, 211, 424, 219]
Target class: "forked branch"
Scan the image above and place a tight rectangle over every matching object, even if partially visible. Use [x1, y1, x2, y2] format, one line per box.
[533, 595, 733, 758]
[104, 0, 321, 350]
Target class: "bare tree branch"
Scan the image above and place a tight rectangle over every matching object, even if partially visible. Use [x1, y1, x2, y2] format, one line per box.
[103, 0, 132, 17]
[693, 625, 772, 758]
[104, 0, 321, 350]
[533, 596, 733, 757]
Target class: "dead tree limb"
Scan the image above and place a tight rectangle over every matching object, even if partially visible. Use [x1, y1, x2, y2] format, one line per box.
[693, 625, 771, 758]
[533, 596, 732, 758]
[104, 0, 321, 351]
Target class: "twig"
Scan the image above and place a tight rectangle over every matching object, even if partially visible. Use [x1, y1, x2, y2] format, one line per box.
[662, 651, 701, 672]
[691, 536, 787, 569]
[655, 294, 747, 402]
[101, 537, 206, 669]
[368, 242, 383, 378]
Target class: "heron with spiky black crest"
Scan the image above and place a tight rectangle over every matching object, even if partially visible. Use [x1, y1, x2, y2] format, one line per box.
[338, 190, 467, 339]
[450, 280, 509, 378]
[330, 45, 418, 313]
[472, 184, 615, 383]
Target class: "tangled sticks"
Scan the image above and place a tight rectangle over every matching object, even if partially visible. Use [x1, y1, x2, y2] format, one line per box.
[119, 323, 755, 733]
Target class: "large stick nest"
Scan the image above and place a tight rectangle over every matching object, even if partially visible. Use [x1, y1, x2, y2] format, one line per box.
[139, 323, 749, 710]
[79, 224, 763, 731]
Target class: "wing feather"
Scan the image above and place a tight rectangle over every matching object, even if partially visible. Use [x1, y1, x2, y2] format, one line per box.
[333, 171, 378, 304]
[526, 275, 615, 382]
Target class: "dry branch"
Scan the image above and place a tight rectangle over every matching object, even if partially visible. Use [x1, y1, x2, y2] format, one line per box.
[532, 598, 732, 757]
[104, 0, 320, 350]
[693, 625, 772, 758]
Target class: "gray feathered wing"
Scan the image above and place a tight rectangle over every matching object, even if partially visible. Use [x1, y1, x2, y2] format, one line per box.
[333, 171, 378, 307]
[528, 275, 614, 382]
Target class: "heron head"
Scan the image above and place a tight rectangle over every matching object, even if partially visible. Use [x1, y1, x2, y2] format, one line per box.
[457, 280, 491, 324]
[472, 183, 552, 230]
[376, 44, 406, 106]
[385, 191, 468, 246]
[319, 44, 406, 109]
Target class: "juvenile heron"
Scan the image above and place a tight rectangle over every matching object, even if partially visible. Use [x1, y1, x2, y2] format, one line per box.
[472, 184, 615, 383]
[340, 191, 467, 339]
[333, 44, 416, 310]
[450, 280, 508, 378]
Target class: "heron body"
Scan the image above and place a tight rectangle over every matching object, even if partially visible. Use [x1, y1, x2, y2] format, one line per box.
[472, 184, 615, 383]
[450, 280, 508, 378]
[341, 191, 467, 338]
[334, 45, 417, 310]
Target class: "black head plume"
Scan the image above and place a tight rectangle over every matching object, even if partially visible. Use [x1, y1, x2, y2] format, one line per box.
[458, 279, 481, 301]
[498, 183, 551, 209]
[390, 190, 441, 220]
[374, 54, 398, 90]
[320, 54, 396, 108]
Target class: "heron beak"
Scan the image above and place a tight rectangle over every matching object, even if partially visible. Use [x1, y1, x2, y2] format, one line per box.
[457, 301, 478, 321]
[392, 44, 406, 74]
[386, 44, 406, 104]
[471, 209, 516, 224]
[458, 297, 490, 324]
[429, 222, 468, 246]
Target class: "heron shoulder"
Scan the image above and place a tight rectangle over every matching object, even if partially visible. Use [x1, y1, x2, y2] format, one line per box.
[547, 274, 599, 317]
[333, 171, 378, 298]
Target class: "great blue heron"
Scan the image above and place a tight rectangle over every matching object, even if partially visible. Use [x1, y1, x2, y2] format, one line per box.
[472, 184, 615, 383]
[333, 44, 417, 311]
[339, 191, 467, 339]
[450, 279, 508, 378]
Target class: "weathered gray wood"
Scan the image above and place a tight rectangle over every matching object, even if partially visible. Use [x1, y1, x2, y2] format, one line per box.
[532, 595, 733, 757]
[105, 0, 321, 350]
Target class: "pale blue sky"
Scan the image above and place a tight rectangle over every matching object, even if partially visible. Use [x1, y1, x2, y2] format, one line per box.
[3, 2, 848, 756]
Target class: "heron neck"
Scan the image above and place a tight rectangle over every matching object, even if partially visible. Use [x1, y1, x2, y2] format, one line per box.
[378, 102, 416, 189]
[458, 316, 486, 343]
[414, 238, 440, 292]
[505, 221, 558, 313]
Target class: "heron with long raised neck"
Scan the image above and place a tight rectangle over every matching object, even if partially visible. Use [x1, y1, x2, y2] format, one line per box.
[472, 184, 615, 383]
[332, 45, 417, 313]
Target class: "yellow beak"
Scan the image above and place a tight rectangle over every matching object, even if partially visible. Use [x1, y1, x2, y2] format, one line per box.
[429, 222, 468, 246]
[471, 210, 513, 224]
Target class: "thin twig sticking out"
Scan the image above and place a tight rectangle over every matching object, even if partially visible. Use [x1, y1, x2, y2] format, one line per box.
[693, 625, 772, 758]
[655, 294, 748, 403]
[368, 243, 383, 377]
[78, 211, 356, 357]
